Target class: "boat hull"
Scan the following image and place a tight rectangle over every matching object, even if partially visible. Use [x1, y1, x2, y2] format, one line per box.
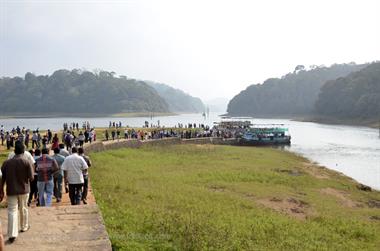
[237, 138, 291, 146]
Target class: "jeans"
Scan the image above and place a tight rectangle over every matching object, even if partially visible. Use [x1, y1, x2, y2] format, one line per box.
[82, 175, 88, 201]
[37, 180, 54, 207]
[53, 174, 63, 200]
[7, 193, 29, 238]
[69, 183, 83, 205]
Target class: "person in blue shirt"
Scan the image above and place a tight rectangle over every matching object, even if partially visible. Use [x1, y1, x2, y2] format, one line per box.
[52, 148, 65, 203]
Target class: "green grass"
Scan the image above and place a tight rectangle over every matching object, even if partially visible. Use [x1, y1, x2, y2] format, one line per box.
[0, 152, 7, 164]
[85, 145, 380, 250]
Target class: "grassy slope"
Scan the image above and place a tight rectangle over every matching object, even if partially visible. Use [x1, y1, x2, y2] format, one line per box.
[90, 145, 380, 251]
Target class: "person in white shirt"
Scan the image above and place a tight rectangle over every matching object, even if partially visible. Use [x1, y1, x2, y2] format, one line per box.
[59, 143, 70, 157]
[61, 147, 88, 205]
[8, 146, 35, 165]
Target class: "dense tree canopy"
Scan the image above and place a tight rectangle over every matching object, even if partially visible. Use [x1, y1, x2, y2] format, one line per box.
[315, 62, 380, 120]
[227, 63, 367, 117]
[0, 69, 169, 114]
[147, 81, 205, 113]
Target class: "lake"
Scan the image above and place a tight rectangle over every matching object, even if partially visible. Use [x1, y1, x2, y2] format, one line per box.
[1, 113, 379, 189]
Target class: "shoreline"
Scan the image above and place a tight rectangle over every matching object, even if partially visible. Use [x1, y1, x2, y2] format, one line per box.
[0, 112, 177, 119]
[1, 135, 377, 192]
[226, 113, 379, 129]
[296, 117, 379, 129]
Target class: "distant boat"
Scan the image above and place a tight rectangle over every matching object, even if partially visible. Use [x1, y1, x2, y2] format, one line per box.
[233, 116, 254, 120]
[219, 113, 231, 119]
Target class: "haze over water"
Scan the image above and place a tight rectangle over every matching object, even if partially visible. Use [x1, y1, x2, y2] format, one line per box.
[1, 113, 379, 189]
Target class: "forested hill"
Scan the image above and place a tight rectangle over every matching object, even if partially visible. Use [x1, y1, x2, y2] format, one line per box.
[227, 63, 367, 117]
[0, 69, 169, 114]
[315, 62, 380, 121]
[147, 81, 205, 113]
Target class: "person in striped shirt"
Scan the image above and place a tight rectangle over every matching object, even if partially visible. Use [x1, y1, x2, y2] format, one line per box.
[35, 148, 59, 207]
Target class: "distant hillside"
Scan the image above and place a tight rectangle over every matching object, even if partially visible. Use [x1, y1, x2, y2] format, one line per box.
[0, 69, 169, 114]
[315, 62, 380, 121]
[227, 63, 368, 117]
[147, 81, 205, 113]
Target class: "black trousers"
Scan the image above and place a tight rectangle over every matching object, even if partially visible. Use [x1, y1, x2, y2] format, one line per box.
[82, 175, 88, 201]
[28, 178, 38, 203]
[68, 183, 83, 205]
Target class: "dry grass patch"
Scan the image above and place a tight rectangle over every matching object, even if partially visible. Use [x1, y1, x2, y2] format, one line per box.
[257, 197, 313, 220]
[320, 187, 360, 208]
[302, 163, 331, 179]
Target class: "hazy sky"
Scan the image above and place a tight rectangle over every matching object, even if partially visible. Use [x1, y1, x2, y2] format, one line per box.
[1, 0, 379, 101]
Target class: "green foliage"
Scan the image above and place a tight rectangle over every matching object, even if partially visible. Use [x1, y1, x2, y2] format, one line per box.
[315, 62, 380, 120]
[90, 145, 380, 250]
[227, 63, 367, 117]
[147, 81, 205, 113]
[0, 70, 169, 114]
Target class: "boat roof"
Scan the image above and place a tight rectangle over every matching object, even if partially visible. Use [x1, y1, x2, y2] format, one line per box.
[214, 120, 252, 127]
[247, 127, 289, 133]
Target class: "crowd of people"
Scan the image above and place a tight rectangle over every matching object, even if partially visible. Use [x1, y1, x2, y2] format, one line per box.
[103, 121, 222, 141]
[0, 120, 239, 246]
[63, 121, 91, 131]
[0, 123, 93, 245]
[0, 123, 97, 152]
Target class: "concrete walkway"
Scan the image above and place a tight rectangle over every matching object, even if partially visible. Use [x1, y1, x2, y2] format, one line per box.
[0, 183, 112, 250]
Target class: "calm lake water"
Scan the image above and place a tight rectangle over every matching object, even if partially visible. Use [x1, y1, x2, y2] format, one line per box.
[1, 113, 379, 189]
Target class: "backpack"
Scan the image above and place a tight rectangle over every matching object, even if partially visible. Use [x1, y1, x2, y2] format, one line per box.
[65, 134, 71, 143]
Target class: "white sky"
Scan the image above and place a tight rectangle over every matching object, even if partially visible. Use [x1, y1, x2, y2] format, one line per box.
[0, 0, 379, 101]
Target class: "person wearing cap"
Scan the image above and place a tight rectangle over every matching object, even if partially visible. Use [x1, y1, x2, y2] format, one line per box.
[0, 141, 34, 243]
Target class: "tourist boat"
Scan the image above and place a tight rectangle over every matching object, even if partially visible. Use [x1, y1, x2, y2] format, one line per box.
[238, 125, 291, 146]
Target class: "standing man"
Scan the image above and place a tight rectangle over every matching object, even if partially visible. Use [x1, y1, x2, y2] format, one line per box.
[35, 148, 59, 207]
[105, 130, 109, 141]
[47, 129, 52, 144]
[5, 132, 11, 150]
[62, 147, 88, 205]
[0, 130, 4, 146]
[0, 142, 34, 243]
[64, 131, 73, 151]
[24, 130, 30, 149]
[31, 131, 38, 149]
[52, 148, 65, 203]
[58, 143, 70, 193]
[78, 148, 91, 204]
